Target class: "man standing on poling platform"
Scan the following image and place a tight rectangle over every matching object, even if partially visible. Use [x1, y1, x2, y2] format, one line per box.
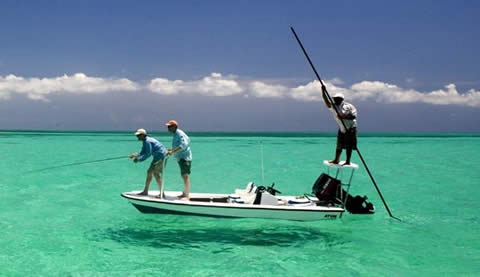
[322, 86, 357, 165]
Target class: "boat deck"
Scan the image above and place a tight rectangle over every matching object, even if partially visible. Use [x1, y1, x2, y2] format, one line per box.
[121, 190, 344, 221]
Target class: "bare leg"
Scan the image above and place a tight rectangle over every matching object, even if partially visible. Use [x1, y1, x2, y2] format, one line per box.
[138, 169, 154, 195]
[344, 147, 353, 165]
[180, 174, 190, 200]
[329, 148, 342, 164]
[153, 173, 163, 198]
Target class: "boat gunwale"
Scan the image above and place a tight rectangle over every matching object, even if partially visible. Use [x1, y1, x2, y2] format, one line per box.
[121, 192, 344, 213]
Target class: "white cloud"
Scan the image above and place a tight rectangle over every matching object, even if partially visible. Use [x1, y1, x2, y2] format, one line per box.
[290, 80, 323, 101]
[147, 78, 184, 95]
[148, 72, 243, 96]
[0, 73, 139, 101]
[348, 81, 480, 107]
[194, 73, 243, 96]
[290, 80, 350, 102]
[249, 81, 287, 98]
[289, 80, 480, 108]
[1, 72, 479, 108]
[329, 77, 344, 85]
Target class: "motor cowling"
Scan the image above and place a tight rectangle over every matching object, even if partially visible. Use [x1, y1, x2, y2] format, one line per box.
[344, 193, 375, 214]
[312, 173, 375, 214]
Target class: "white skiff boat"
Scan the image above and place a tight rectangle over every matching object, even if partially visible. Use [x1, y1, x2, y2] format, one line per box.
[121, 161, 374, 221]
[121, 187, 343, 221]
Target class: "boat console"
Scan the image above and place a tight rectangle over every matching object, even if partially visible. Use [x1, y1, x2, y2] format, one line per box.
[228, 182, 315, 207]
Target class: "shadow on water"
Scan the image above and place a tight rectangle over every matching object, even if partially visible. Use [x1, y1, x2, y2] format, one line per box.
[87, 218, 346, 249]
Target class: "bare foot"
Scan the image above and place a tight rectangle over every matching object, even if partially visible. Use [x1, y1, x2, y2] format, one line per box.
[155, 193, 164, 199]
[329, 160, 339, 164]
[137, 191, 148, 196]
[179, 197, 190, 201]
[342, 161, 351, 165]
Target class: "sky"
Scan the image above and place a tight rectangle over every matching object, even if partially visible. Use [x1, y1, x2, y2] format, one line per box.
[1, 0, 479, 132]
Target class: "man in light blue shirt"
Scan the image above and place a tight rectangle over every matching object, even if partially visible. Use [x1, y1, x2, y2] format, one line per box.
[129, 128, 168, 197]
[166, 120, 192, 200]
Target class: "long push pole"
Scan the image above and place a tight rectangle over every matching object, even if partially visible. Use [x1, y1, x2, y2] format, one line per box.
[290, 27, 401, 221]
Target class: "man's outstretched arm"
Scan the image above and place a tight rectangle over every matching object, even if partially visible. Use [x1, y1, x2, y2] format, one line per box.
[321, 85, 332, 108]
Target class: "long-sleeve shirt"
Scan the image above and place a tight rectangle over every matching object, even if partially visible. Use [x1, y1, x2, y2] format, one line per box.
[172, 129, 192, 161]
[330, 101, 357, 133]
[137, 136, 167, 162]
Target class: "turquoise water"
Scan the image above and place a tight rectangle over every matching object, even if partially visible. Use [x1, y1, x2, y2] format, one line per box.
[1, 131, 479, 276]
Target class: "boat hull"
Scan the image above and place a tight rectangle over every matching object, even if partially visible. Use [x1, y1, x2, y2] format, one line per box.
[121, 191, 344, 221]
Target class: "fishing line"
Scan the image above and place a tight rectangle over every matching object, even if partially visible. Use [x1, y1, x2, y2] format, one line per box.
[25, 155, 128, 173]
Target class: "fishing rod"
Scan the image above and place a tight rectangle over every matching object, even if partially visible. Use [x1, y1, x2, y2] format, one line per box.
[159, 155, 170, 199]
[26, 155, 128, 173]
[260, 141, 265, 186]
[290, 26, 401, 221]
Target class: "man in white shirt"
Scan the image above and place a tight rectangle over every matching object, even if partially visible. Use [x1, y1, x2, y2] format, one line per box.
[322, 88, 357, 165]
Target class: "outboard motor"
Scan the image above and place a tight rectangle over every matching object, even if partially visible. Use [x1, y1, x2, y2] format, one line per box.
[312, 173, 375, 214]
[343, 193, 375, 214]
[312, 173, 341, 205]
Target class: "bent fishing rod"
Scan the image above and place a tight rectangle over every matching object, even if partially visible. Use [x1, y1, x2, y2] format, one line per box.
[26, 155, 128, 173]
[290, 27, 401, 221]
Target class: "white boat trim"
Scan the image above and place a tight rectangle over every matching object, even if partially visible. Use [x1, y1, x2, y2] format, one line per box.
[121, 190, 344, 221]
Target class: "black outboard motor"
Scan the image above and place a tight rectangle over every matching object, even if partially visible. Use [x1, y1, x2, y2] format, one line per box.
[312, 173, 341, 205]
[344, 194, 375, 214]
[312, 173, 375, 214]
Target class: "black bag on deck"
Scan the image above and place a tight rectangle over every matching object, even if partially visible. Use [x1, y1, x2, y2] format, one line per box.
[312, 173, 341, 203]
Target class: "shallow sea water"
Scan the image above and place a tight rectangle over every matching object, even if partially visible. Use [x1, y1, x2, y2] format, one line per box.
[1, 131, 479, 276]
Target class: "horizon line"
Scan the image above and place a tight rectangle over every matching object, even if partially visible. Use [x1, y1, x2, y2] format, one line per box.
[1, 129, 479, 137]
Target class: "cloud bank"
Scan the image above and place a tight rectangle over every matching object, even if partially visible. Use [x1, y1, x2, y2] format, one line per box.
[148, 73, 243, 96]
[289, 80, 480, 107]
[0, 73, 138, 101]
[1, 72, 479, 107]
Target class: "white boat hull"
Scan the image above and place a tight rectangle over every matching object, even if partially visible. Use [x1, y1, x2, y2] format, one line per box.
[121, 191, 344, 221]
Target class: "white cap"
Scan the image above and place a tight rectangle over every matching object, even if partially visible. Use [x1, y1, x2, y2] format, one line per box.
[134, 128, 147, 136]
[333, 93, 344, 99]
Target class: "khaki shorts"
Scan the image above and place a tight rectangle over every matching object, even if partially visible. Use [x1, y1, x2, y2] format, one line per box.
[178, 159, 191, 175]
[149, 159, 164, 176]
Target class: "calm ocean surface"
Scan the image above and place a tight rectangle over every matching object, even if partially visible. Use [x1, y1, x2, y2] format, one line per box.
[1, 131, 479, 276]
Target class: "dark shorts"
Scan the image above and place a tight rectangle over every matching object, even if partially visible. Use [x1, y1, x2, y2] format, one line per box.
[178, 159, 191, 175]
[337, 128, 357, 150]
